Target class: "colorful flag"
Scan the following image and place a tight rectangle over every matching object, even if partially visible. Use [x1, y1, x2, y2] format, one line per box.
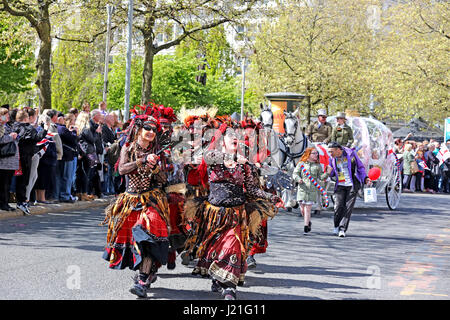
[316, 143, 330, 170]
[36, 132, 56, 146]
[436, 144, 450, 166]
[418, 160, 429, 170]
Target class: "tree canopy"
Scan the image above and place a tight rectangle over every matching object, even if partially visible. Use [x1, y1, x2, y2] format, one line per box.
[0, 14, 34, 96]
[1, 0, 448, 125]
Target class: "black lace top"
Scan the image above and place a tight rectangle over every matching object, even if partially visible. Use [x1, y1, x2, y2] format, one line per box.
[118, 142, 167, 194]
[205, 150, 278, 207]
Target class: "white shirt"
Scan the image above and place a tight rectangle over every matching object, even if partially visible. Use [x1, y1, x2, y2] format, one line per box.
[336, 156, 353, 187]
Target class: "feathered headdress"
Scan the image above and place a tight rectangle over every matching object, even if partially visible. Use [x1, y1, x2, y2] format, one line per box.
[125, 102, 161, 146]
[241, 116, 262, 131]
[178, 106, 218, 129]
[158, 104, 177, 125]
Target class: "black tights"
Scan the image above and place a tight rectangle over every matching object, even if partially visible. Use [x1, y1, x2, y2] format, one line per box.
[138, 256, 154, 282]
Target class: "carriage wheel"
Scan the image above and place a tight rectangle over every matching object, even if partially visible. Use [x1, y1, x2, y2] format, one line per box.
[386, 166, 402, 210]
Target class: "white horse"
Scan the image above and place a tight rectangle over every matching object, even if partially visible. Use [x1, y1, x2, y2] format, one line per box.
[279, 110, 312, 209]
[258, 104, 312, 210]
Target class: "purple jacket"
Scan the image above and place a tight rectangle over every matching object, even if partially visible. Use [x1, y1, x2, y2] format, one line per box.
[329, 147, 367, 190]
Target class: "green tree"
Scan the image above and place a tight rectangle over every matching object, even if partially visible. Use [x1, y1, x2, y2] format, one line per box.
[371, 0, 449, 124]
[102, 51, 241, 115]
[0, 0, 56, 109]
[51, 40, 103, 112]
[105, 55, 143, 112]
[0, 14, 34, 95]
[0, 0, 112, 109]
[248, 0, 374, 122]
[152, 52, 241, 114]
[109, 0, 259, 104]
[175, 25, 235, 79]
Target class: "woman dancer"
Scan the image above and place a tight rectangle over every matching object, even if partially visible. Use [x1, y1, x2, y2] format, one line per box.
[102, 110, 170, 298]
[186, 121, 284, 300]
[240, 117, 278, 270]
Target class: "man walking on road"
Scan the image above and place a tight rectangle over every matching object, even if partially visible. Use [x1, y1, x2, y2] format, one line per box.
[327, 142, 371, 237]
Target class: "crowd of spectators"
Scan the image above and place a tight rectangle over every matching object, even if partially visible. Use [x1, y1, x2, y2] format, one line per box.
[1, 102, 448, 215]
[0, 102, 127, 214]
[394, 135, 450, 194]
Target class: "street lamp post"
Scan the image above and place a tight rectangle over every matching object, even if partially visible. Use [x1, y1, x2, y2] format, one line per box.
[240, 56, 246, 121]
[367, 5, 380, 119]
[124, 0, 133, 122]
[102, 4, 114, 104]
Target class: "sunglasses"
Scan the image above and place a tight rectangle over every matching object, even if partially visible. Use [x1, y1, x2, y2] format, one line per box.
[143, 124, 157, 132]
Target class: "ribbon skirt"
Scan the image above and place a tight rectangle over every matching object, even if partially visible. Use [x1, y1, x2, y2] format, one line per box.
[102, 190, 170, 270]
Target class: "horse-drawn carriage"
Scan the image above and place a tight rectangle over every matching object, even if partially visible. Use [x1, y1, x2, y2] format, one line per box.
[259, 102, 402, 211]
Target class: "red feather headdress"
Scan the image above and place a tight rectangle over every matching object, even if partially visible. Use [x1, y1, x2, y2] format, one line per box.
[125, 102, 163, 146]
[158, 104, 177, 124]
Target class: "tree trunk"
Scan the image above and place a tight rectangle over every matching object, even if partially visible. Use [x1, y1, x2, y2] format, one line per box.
[35, 9, 52, 110]
[141, 36, 155, 105]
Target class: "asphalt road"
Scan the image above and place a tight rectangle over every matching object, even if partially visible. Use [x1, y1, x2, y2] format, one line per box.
[0, 192, 449, 301]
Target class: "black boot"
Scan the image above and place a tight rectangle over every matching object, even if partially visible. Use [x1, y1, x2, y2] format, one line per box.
[211, 279, 222, 293]
[304, 226, 309, 235]
[222, 287, 237, 300]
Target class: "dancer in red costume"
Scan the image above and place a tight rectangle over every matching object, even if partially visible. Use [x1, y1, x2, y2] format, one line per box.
[102, 104, 170, 299]
[183, 117, 284, 300]
[240, 117, 279, 271]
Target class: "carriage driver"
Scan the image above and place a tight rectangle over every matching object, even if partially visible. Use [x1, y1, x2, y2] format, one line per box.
[331, 112, 354, 148]
[305, 109, 333, 144]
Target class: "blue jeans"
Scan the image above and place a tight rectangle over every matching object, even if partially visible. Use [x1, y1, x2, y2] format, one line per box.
[59, 158, 76, 201]
[102, 163, 115, 194]
[71, 156, 77, 194]
[51, 161, 63, 200]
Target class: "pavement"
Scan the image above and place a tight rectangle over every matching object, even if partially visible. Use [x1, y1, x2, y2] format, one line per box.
[0, 196, 114, 220]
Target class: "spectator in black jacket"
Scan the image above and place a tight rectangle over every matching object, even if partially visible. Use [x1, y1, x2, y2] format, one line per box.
[425, 143, 440, 193]
[13, 109, 47, 215]
[79, 109, 103, 198]
[34, 113, 53, 204]
[57, 113, 78, 203]
[102, 114, 117, 195]
[25, 108, 45, 204]
[0, 107, 18, 211]
[45, 109, 63, 202]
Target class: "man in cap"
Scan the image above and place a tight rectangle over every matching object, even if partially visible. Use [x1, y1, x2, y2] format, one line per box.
[331, 112, 354, 148]
[305, 109, 333, 143]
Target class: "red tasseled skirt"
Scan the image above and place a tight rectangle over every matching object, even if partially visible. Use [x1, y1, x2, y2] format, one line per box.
[190, 203, 249, 287]
[194, 224, 248, 286]
[102, 190, 170, 270]
[249, 219, 268, 255]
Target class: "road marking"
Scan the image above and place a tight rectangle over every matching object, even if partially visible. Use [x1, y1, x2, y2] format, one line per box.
[391, 232, 450, 298]
[400, 284, 416, 296]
